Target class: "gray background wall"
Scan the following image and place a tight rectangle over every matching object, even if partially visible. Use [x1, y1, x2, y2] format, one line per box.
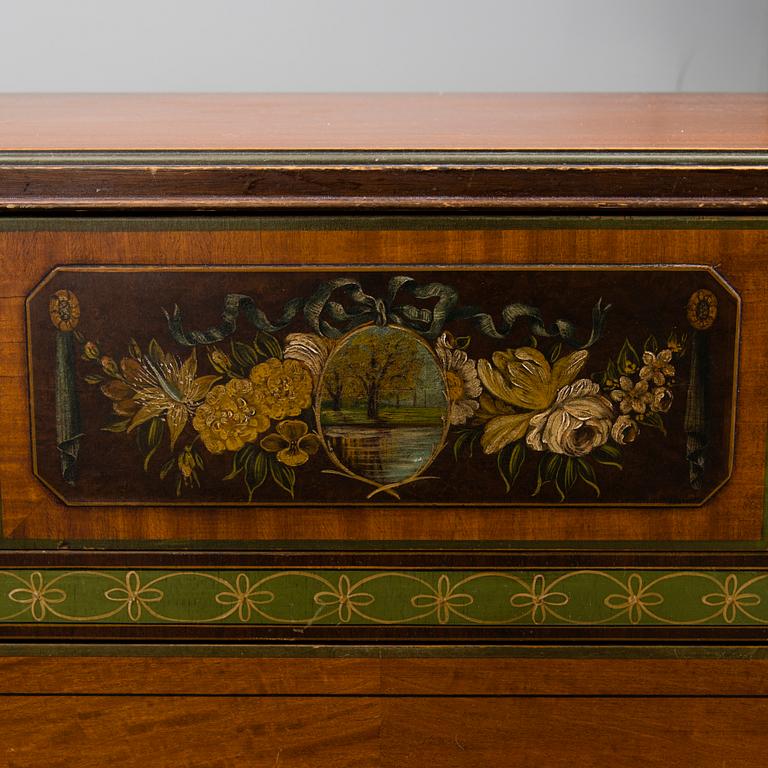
[2, 0, 767, 92]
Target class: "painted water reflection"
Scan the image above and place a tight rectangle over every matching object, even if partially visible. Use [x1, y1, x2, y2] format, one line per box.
[323, 425, 445, 484]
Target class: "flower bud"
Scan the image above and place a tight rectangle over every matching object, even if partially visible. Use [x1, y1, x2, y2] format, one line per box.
[83, 341, 100, 360]
[100, 356, 119, 377]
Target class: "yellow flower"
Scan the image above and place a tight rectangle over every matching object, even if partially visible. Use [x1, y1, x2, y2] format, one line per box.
[476, 347, 588, 454]
[249, 358, 313, 420]
[193, 377, 271, 454]
[260, 420, 321, 466]
[48, 289, 80, 331]
[105, 345, 219, 449]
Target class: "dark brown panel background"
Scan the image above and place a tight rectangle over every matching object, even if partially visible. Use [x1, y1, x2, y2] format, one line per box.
[0, 223, 765, 544]
[27, 266, 736, 508]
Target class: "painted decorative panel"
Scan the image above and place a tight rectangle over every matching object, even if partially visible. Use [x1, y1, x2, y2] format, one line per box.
[27, 266, 738, 508]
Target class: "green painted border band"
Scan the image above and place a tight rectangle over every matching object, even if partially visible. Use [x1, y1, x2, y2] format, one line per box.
[1, 215, 768, 232]
[0, 643, 766, 659]
[3, 569, 768, 628]
[3, 150, 768, 167]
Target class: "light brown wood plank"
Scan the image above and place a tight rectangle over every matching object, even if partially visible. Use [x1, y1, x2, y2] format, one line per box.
[1, 94, 767, 151]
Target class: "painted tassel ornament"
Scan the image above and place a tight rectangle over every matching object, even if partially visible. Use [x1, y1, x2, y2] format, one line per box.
[49, 289, 83, 484]
[684, 289, 718, 490]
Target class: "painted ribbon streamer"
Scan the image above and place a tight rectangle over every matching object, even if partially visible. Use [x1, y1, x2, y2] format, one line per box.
[49, 290, 83, 485]
[165, 275, 608, 349]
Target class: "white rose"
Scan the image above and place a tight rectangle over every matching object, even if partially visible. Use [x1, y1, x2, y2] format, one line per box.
[526, 379, 614, 457]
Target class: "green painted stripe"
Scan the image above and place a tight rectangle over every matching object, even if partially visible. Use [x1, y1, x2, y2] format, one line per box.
[3, 150, 768, 167]
[1, 215, 768, 232]
[0, 643, 765, 659]
[1, 568, 768, 627]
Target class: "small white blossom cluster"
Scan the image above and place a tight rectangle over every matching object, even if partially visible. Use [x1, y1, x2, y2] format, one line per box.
[608, 349, 675, 445]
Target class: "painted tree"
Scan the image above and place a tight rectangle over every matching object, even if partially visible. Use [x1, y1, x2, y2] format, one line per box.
[322, 366, 345, 410]
[324, 329, 423, 420]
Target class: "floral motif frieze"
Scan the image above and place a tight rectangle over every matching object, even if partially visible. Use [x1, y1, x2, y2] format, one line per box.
[27, 267, 738, 506]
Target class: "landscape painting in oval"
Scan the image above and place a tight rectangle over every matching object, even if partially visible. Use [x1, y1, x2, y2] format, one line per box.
[318, 325, 448, 493]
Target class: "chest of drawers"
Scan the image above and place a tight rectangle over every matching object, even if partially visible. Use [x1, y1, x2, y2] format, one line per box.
[2, 93, 768, 765]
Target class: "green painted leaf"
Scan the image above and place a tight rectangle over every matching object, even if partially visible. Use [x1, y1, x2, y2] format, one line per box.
[101, 419, 131, 433]
[643, 334, 659, 353]
[564, 457, 577, 490]
[617, 338, 640, 375]
[577, 458, 601, 498]
[257, 331, 283, 361]
[453, 429, 480, 461]
[497, 450, 511, 493]
[159, 457, 175, 480]
[596, 444, 622, 460]
[507, 441, 526, 488]
[233, 341, 259, 369]
[643, 411, 667, 436]
[246, 451, 268, 501]
[269, 457, 295, 498]
[148, 338, 164, 364]
[224, 444, 256, 481]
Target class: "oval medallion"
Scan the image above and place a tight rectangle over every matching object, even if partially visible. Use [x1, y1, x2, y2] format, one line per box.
[317, 325, 448, 486]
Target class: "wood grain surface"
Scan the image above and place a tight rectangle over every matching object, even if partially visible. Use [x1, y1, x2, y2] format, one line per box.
[1, 222, 764, 545]
[0, 654, 766, 767]
[1, 93, 767, 151]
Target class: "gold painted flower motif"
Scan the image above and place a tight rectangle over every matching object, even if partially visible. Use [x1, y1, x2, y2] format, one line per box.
[215, 573, 274, 623]
[313, 575, 375, 623]
[610, 414, 639, 445]
[101, 344, 220, 449]
[192, 377, 271, 454]
[104, 571, 164, 622]
[687, 289, 718, 330]
[702, 574, 761, 624]
[526, 379, 614, 457]
[610, 376, 651, 415]
[604, 573, 663, 625]
[639, 349, 675, 385]
[8, 572, 66, 622]
[48, 289, 80, 331]
[435, 333, 482, 425]
[411, 574, 474, 625]
[476, 347, 588, 453]
[509, 574, 568, 625]
[283, 333, 334, 381]
[260, 420, 320, 466]
[249, 358, 313, 419]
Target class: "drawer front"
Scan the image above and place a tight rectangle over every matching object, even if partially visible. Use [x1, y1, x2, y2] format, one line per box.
[0, 216, 766, 642]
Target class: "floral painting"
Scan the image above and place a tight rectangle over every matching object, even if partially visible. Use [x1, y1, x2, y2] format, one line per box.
[27, 267, 738, 506]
